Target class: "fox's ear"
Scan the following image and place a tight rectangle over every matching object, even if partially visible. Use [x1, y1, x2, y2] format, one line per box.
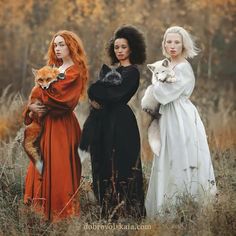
[147, 64, 155, 72]
[162, 59, 170, 67]
[32, 68, 38, 76]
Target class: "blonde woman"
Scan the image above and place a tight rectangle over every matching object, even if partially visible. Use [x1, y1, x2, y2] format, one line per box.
[145, 26, 217, 218]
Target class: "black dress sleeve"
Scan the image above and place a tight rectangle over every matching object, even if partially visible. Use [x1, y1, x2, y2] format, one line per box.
[88, 66, 140, 105]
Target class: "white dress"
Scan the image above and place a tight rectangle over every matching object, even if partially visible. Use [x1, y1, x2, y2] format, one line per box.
[145, 62, 217, 218]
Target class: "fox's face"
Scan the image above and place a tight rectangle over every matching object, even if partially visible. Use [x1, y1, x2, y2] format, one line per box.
[32, 66, 60, 90]
[147, 59, 175, 84]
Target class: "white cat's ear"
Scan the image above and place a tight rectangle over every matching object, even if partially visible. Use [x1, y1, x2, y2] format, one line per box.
[32, 68, 38, 76]
[162, 59, 170, 67]
[147, 64, 155, 72]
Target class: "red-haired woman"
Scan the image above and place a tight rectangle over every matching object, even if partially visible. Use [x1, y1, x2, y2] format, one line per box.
[23, 30, 88, 222]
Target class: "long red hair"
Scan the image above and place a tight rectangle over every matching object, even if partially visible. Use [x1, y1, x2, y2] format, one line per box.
[47, 30, 89, 99]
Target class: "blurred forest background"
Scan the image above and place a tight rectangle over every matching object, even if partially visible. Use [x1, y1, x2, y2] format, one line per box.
[0, 0, 236, 94]
[0, 0, 236, 235]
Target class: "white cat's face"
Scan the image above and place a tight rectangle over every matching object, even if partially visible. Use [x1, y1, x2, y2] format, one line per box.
[147, 59, 174, 84]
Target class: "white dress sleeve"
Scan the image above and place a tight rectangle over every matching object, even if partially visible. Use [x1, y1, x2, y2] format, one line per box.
[153, 63, 194, 105]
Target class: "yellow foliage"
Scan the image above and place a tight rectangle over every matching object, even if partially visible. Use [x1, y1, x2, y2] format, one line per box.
[0, 0, 33, 28]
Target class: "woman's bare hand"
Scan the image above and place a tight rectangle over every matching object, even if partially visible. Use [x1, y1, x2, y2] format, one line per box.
[89, 99, 102, 109]
[28, 100, 48, 117]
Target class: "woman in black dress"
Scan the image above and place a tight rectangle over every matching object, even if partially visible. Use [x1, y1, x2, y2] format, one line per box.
[80, 25, 146, 218]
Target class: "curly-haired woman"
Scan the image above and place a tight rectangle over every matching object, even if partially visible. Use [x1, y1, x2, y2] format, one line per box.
[80, 25, 146, 219]
[23, 30, 89, 222]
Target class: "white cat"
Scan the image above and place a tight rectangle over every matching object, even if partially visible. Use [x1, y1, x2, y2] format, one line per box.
[141, 59, 176, 156]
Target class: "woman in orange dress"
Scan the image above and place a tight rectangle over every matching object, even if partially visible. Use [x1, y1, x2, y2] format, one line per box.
[23, 30, 88, 222]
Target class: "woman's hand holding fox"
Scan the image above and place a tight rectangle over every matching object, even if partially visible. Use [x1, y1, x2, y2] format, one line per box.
[29, 102, 48, 118]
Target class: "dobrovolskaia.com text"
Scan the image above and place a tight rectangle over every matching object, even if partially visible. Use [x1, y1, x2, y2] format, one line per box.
[84, 223, 152, 230]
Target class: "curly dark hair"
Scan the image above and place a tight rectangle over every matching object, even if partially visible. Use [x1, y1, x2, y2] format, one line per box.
[107, 25, 146, 65]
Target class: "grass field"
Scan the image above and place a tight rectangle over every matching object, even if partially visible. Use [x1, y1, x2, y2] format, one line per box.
[0, 79, 235, 235]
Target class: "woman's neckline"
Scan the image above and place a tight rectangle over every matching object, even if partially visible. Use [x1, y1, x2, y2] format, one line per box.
[59, 64, 75, 73]
[171, 61, 189, 70]
[119, 64, 134, 68]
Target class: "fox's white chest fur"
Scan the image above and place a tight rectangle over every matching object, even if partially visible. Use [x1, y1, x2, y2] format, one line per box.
[141, 59, 176, 156]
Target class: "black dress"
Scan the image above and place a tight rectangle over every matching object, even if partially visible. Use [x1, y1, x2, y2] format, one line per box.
[80, 64, 145, 218]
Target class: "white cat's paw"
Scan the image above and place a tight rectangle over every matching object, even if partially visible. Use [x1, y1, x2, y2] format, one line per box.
[166, 77, 176, 83]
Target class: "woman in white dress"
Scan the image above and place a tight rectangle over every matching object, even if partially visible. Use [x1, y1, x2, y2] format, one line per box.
[145, 26, 217, 218]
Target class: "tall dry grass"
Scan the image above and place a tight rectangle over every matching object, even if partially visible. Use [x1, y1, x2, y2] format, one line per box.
[0, 79, 235, 235]
[0, 86, 24, 141]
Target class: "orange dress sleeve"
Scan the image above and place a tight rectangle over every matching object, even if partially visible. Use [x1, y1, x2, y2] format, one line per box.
[41, 66, 83, 117]
[23, 86, 43, 125]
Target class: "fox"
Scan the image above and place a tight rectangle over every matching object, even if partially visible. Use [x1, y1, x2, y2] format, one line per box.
[141, 59, 176, 157]
[141, 58, 176, 117]
[23, 66, 64, 175]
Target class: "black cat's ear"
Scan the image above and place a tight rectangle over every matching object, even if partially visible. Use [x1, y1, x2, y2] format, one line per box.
[50, 64, 56, 68]
[162, 59, 170, 67]
[102, 64, 111, 73]
[99, 64, 111, 80]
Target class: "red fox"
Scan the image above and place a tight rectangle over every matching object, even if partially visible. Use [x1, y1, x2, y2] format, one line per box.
[23, 66, 64, 175]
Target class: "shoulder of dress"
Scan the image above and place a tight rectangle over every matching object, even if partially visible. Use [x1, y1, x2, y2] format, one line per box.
[175, 61, 190, 69]
[30, 86, 42, 98]
[174, 63, 195, 83]
[65, 65, 80, 77]
[123, 65, 140, 75]
[175, 62, 193, 74]
[31, 85, 41, 92]
[129, 64, 139, 71]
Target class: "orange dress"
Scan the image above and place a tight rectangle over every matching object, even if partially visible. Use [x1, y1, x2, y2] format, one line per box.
[24, 65, 82, 221]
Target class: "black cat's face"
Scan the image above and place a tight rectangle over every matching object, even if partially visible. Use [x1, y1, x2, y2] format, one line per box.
[98, 64, 122, 85]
